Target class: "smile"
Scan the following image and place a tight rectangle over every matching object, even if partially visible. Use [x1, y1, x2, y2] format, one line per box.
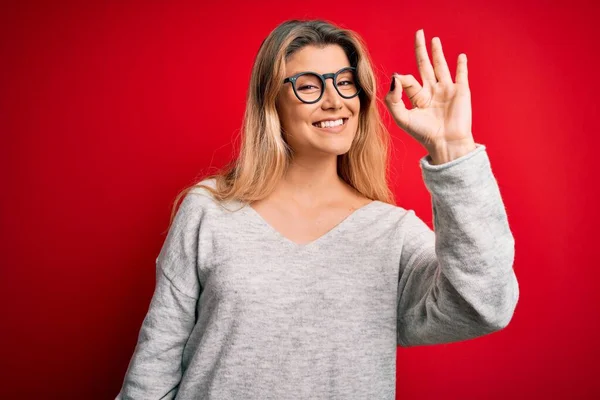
[312, 118, 348, 133]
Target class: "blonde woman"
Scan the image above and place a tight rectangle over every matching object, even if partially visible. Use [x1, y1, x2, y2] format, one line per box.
[116, 19, 519, 400]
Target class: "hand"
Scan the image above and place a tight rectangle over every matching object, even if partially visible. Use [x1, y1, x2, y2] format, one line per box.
[384, 29, 476, 164]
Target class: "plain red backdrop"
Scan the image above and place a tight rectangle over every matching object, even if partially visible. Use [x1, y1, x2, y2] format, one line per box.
[1, 0, 598, 398]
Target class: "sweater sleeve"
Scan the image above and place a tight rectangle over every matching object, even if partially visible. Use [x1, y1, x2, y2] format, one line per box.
[115, 193, 204, 399]
[396, 143, 519, 347]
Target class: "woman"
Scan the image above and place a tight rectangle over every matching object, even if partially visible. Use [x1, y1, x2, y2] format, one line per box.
[116, 19, 519, 400]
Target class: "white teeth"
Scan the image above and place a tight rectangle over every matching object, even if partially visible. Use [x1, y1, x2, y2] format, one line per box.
[315, 119, 344, 128]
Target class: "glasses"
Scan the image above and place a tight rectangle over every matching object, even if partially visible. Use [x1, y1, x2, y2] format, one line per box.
[283, 67, 361, 104]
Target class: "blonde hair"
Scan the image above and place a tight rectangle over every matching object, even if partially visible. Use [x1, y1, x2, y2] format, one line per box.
[168, 19, 396, 228]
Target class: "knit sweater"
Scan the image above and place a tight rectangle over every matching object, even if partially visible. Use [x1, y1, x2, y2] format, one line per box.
[115, 143, 519, 400]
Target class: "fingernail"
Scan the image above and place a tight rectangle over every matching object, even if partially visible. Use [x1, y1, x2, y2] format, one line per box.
[390, 76, 396, 92]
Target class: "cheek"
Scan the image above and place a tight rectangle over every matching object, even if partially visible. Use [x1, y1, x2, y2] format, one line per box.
[349, 100, 360, 124]
[292, 109, 314, 127]
[276, 92, 303, 128]
[351, 98, 361, 114]
[278, 107, 299, 130]
[280, 109, 313, 135]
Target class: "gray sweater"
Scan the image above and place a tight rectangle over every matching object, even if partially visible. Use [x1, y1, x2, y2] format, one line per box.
[115, 144, 519, 399]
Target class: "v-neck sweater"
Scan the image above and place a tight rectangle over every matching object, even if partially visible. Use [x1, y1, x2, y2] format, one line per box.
[115, 144, 519, 400]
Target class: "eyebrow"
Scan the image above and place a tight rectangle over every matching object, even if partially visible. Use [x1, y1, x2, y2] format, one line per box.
[288, 66, 352, 76]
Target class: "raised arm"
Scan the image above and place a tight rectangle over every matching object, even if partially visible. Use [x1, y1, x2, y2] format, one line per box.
[396, 145, 519, 346]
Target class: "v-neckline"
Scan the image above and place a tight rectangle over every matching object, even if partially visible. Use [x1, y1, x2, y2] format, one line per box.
[243, 200, 380, 250]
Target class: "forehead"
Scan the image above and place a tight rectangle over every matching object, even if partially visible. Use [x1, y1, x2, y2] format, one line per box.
[286, 45, 351, 76]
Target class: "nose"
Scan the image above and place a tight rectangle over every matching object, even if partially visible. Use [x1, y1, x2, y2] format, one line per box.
[320, 78, 343, 109]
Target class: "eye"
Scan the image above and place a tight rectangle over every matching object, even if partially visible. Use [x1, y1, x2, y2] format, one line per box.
[337, 80, 353, 86]
[298, 85, 319, 91]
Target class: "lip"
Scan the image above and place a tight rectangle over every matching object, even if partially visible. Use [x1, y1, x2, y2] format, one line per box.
[312, 118, 348, 134]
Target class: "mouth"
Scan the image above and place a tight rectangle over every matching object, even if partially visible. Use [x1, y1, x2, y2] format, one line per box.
[311, 118, 349, 133]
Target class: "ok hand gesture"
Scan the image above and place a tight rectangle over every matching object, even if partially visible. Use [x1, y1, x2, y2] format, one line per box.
[385, 29, 477, 165]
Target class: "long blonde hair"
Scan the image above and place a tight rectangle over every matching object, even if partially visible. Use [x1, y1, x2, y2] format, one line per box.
[168, 19, 396, 228]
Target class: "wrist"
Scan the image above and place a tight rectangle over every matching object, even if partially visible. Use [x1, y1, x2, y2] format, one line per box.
[426, 138, 477, 165]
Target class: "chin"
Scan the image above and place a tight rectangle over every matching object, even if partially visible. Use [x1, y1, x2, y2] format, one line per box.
[321, 142, 353, 156]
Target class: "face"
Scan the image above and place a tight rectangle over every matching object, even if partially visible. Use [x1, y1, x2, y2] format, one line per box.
[276, 45, 360, 158]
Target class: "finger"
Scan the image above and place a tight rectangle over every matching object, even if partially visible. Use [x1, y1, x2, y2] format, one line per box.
[415, 29, 436, 89]
[396, 74, 424, 107]
[455, 53, 469, 87]
[385, 75, 410, 125]
[431, 37, 452, 83]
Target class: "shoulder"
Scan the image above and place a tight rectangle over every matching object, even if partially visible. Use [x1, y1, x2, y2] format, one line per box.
[366, 200, 431, 235]
[178, 177, 246, 221]
[164, 179, 229, 256]
[369, 199, 411, 219]
[185, 177, 217, 203]
[182, 178, 226, 207]
[346, 199, 414, 228]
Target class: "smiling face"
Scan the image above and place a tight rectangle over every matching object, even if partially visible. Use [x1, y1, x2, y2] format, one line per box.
[276, 45, 361, 158]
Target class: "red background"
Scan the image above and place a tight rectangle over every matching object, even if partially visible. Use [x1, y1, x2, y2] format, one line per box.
[1, 0, 598, 399]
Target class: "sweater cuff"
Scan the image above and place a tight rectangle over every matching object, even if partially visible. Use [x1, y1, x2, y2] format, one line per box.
[420, 143, 486, 171]
[419, 143, 494, 194]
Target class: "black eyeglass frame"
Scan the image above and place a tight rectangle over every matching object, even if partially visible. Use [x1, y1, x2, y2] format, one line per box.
[282, 67, 362, 104]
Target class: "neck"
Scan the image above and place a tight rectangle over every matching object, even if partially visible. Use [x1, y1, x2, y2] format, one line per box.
[275, 154, 350, 208]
